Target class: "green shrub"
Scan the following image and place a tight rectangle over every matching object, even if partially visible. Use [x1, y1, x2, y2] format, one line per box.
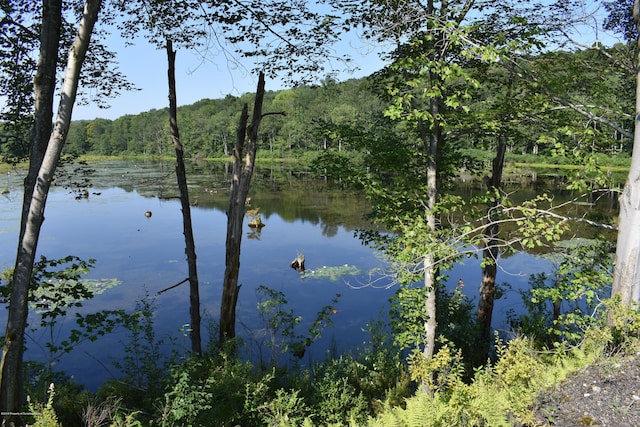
[601, 297, 640, 353]
[28, 383, 61, 427]
[508, 238, 613, 347]
[160, 353, 276, 426]
[247, 388, 311, 427]
[98, 296, 173, 415]
[309, 363, 370, 426]
[390, 281, 478, 373]
[23, 362, 87, 427]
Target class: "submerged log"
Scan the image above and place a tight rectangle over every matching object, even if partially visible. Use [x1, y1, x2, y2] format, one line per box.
[290, 253, 305, 272]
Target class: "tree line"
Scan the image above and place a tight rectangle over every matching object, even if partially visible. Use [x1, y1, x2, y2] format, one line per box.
[53, 45, 633, 160]
[59, 78, 383, 158]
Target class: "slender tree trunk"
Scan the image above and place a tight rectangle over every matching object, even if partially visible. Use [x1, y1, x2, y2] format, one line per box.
[166, 39, 202, 356]
[1, 1, 62, 418]
[422, 93, 441, 361]
[24, 0, 62, 223]
[552, 275, 562, 324]
[220, 73, 266, 342]
[476, 135, 506, 363]
[610, 0, 640, 310]
[1, 0, 101, 421]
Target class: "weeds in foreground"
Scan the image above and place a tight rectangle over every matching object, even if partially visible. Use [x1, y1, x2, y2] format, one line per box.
[28, 384, 60, 427]
[20, 290, 640, 426]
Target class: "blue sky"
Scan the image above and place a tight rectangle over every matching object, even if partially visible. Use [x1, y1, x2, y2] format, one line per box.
[72, 29, 387, 121]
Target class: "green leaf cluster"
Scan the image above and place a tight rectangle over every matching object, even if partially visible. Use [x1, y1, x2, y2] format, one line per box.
[256, 285, 340, 362]
[511, 238, 615, 346]
[1, 255, 125, 359]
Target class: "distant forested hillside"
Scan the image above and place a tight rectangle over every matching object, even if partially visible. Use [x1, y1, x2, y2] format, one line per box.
[65, 77, 386, 158]
[58, 46, 635, 160]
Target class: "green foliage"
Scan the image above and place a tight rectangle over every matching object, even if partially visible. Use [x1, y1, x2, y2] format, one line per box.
[23, 362, 88, 427]
[304, 338, 410, 424]
[160, 353, 276, 426]
[357, 319, 413, 409]
[274, 319, 412, 423]
[601, 297, 640, 352]
[0, 0, 136, 163]
[389, 285, 428, 351]
[369, 332, 608, 427]
[509, 238, 614, 346]
[0, 255, 126, 371]
[0, 1, 38, 163]
[250, 388, 311, 427]
[309, 363, 370, 425]
[490, 337, 545, 417]
[155, 317, 411, 426]
[390, 282, 477, 360]
[98, 295, 172, 415]
[407, 344, 465, 394]
[25, 256, 96, 316]
[65, 78, 386, 159]
[161, 353, 318, 426]
[514, 194, 567, 250]
[28, 384, 61, 427]
[255, 285, 340, 362]
[309, 150, 361, 184]
[18, 308, 640, 426]
[60, 37, 633, 163]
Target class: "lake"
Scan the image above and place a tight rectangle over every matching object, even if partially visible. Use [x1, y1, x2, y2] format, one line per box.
[0, 160, 617, 391]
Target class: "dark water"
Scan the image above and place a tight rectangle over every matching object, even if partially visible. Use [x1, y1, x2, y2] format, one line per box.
[0, 160, 618, 390]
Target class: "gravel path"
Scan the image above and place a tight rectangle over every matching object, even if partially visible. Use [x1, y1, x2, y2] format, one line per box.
[532, 353, 640, 426]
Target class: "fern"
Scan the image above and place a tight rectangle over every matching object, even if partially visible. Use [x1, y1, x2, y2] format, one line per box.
[405, 394, 436, 426]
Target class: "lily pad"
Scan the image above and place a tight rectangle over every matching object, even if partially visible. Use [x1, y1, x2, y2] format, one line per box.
[301, 264, 362, 281]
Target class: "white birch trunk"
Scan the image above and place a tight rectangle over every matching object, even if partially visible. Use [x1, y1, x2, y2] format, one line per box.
[610, 0, 640, 308]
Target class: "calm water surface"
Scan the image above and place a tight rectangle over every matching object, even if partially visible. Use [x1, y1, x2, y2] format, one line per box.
[0, 160, 610, 390]
[1, 161, 399, 390]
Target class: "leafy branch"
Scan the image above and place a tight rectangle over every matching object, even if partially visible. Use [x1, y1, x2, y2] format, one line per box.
[255, 285, 341, 362]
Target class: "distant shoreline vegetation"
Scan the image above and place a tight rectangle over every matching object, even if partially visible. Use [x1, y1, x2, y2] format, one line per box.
[0, 151, 630, 179]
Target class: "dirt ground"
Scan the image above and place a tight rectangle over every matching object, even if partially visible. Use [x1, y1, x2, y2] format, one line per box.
[531, 353, 640, 426]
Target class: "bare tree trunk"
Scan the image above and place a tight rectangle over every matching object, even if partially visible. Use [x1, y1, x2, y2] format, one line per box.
[220, 72, 266, 342]
[1, 0, 101, 421]
[476, 135, 506, 363]
[610, 0, 640, 310]
[166, 39, 201, 356]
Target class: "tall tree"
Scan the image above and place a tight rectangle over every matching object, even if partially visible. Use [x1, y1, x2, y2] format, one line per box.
[611, 0, 640, 307]
[476, 136, 506, 361]
[333, 0, 479, 361]
[0, 1, 39, 162]
[506, 0, 639, 308]
[120, 0, 207, 355]
[166, 39, 202, 355]
[328, 0, 580, 364]
[1, 0, 102, 421]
